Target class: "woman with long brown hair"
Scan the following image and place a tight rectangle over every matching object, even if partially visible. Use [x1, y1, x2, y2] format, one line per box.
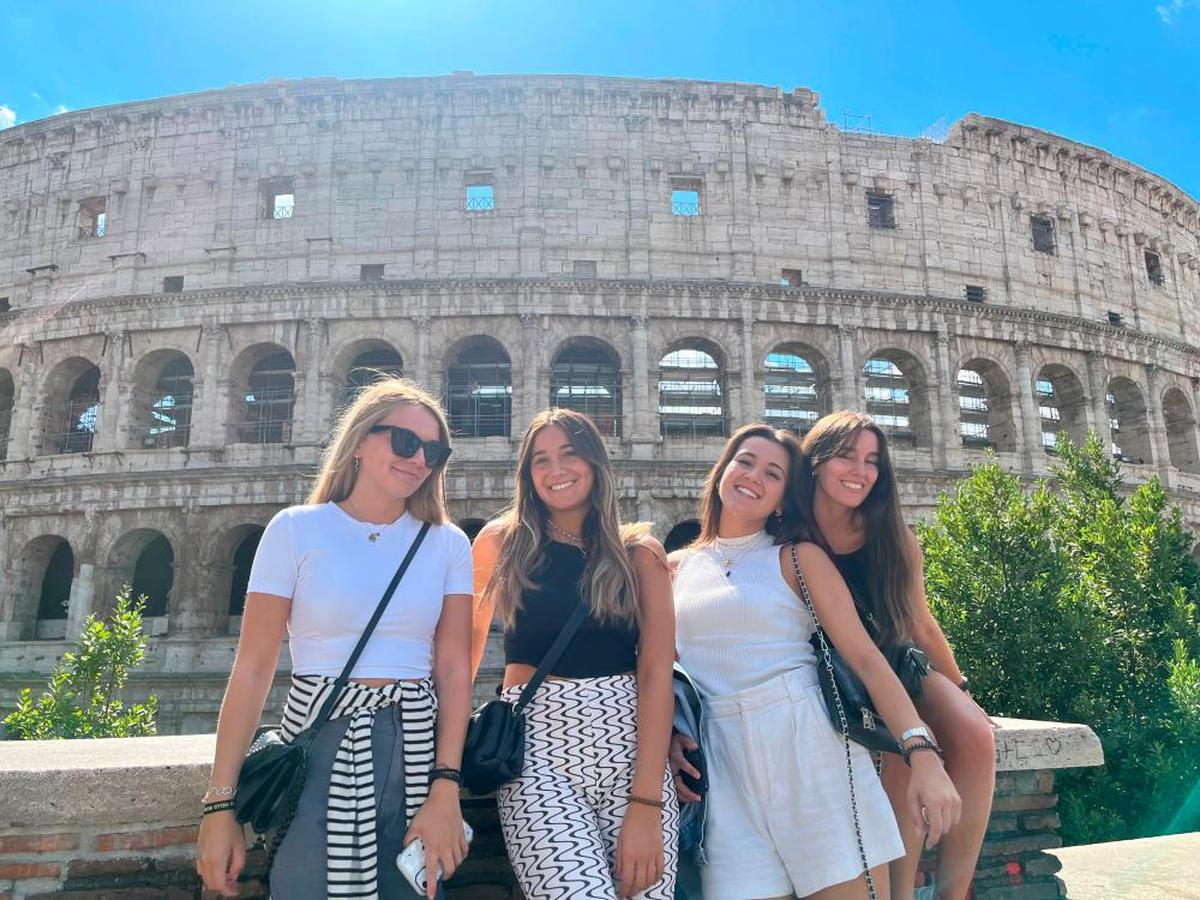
[669, 423, 959, 900]
[197, 378, 473, 900]
[799, 410, 995, 900]
[470, 408, 678, 899]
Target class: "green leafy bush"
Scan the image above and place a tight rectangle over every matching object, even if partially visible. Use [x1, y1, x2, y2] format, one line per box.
[3, 586, 158, 740]
[919, 433, 1200, 844]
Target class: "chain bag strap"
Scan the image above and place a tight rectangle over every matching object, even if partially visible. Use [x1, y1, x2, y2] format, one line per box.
[789, 545, 878, 900]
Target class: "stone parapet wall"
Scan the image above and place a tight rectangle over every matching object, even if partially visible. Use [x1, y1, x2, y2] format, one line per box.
[0, 718, 1103, 899]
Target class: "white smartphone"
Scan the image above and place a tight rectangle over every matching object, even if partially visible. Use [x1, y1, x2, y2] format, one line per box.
[396, 821, 474, 894]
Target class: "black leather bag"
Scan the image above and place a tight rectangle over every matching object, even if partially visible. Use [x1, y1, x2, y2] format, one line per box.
[789, 545, 929, 755]
[462, 597, 591, 795]
[234, 522, 431, 846]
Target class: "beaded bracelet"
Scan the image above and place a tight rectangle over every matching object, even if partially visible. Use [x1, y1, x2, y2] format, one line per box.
[901, 737, 945, 766]
[429, 767, 463, 786]
[202, 799, 237, 816]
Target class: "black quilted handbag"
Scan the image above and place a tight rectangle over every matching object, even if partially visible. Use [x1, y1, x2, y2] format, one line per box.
[462, 596, 591, 795]
[788, 545, 930, 755]
[234, 522, 430, 850]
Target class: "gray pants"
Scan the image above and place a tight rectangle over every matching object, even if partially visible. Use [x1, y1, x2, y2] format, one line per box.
[270, 705, 444, 898]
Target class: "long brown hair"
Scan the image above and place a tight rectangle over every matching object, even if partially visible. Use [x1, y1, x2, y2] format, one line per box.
[799, 410, 914, 644]
[483, 408, 641, 628]
[308, 377, 452, 524]
[696, 424, 805, 546]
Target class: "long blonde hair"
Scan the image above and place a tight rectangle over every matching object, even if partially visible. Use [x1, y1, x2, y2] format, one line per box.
[483, 408, 641, 628]
[308, 378, 452, 524]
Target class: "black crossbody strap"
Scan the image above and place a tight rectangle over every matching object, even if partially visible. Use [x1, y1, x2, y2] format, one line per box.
[513, 596, 592, 715]
[310, 521, 432, 731]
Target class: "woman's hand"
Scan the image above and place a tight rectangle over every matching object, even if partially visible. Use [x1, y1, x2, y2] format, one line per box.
[615, 802, 666, 899]
[196, 811, 246, 898]
[905, 751, 962, 848]
[403, 781, 469, 899]
[667, 732, 703, 803]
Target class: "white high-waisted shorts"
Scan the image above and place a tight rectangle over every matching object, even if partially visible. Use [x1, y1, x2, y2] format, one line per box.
[701, 666, 904, 899]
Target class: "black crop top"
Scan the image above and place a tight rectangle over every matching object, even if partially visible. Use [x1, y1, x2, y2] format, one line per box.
[831, 545, 882, 642]
[504, 541, 639, 677]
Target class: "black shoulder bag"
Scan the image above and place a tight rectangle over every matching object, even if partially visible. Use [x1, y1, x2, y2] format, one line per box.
[461, 597, 591, 795]
[234, 521, 431, 852]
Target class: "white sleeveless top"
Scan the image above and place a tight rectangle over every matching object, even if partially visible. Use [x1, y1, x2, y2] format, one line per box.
[674, 531, 816, 697]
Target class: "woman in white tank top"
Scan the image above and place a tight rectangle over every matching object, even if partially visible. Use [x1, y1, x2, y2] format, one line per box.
[669, 424, 960, 900]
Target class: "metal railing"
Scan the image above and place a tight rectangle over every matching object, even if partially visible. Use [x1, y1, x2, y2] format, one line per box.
[44, 399, 100, 454]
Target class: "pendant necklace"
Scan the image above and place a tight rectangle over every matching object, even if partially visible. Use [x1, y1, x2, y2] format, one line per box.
[711, 531, 765, 578]
[548, 521, 588, 558]
[341, 501, 401, 543]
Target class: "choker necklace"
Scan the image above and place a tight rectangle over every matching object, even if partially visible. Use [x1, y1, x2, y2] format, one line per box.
[711, 530, 766, 578]
[548, 521, 588, 557]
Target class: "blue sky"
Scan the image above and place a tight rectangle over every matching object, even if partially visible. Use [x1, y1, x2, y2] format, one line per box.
[2, 1, 1198, 197]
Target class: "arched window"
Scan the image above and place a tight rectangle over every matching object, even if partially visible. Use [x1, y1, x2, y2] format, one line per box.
[764, 347, 822, 434]
[446, 338, 512, 438]
[457, 518, 486, 543]
[956, 361, 1014, 451]
[957, 368, 990, 447]
[51, 366, 101, 454]
[343, 346, 403, 407]
[551, 341, 623, 437]
[229, 528, 264, 617]
[659, 347, 725, 440]
[143, 356, 194, 449]
[863, 357, 914, 446]
[1163, 388, 1200, 475]
[131, 535, 174, 618]
[1036, 365, 1087, 453]
[664, 520, 702, 553]
[235, 350, 295, 444]
[0, 368, 13, 461]
[37, 540, 73, 627]
[1107, 378, 1152, 464]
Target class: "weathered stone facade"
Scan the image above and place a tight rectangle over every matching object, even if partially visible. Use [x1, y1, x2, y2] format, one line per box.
[0, 74, 1198, 731]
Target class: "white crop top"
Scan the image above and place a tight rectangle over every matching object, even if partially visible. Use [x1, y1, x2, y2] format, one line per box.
[673, 532, 816, 698]
[247, 503, 473, 680]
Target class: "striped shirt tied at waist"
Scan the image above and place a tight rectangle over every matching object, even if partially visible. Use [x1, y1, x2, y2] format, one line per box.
[279, 674, 438, 899]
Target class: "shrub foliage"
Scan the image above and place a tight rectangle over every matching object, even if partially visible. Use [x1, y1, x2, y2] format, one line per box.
[919, 433, 1200, 843]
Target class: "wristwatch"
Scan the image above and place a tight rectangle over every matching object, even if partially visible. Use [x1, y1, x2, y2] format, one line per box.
[899, 725, 934, 746]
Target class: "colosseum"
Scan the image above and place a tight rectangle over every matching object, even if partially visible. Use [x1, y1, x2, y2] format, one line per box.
[1, 74, 1198, 732]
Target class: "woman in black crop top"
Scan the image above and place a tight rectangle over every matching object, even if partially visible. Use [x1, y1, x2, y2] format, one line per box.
[470, 408, 678, 900]
[800, 411, 996, 900]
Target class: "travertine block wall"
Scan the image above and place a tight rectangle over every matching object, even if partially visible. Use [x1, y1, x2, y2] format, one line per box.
[0, 75, 1198, 726]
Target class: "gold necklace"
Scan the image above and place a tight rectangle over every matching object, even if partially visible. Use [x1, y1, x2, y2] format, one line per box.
[712, 531, 765, 577]
[341, 501, 402, 543]
[548, 521, 588, 557]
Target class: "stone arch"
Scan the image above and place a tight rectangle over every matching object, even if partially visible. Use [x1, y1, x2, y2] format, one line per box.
[445, 335, 513, 438]
[130, 349, 195, 449]
[664, 520, 702, 553]
[862, 349, 930, 448]
[9, 535, 74, 641]
[336, 338, 404, 409]
[226, 524, 265, 620]
[957, 357, 1015, 451]
[1163, 387, 1200, 474]
[550, 338, 623, 437]
[1107, 377, 1152, 464]
[457, 518, 486, 543]
[1035, 364, 1088, 452]
[0, 367, 13, 460]
[228, 344, 296, 445]
[105, 529, 175, 622]
[659, 338, 727, 440]
[763, 342, 830, 434]
[40, 357, 101, 455]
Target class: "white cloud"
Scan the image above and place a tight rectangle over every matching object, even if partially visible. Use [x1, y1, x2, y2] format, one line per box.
[31, 90, 41, 101]
[54, 104, 69, 115]
[1157, 0, 1195, 23]
[0, 105, 16, 129]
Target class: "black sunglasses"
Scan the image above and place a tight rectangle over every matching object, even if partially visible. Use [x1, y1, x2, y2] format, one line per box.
[367, 425, 453, 468]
